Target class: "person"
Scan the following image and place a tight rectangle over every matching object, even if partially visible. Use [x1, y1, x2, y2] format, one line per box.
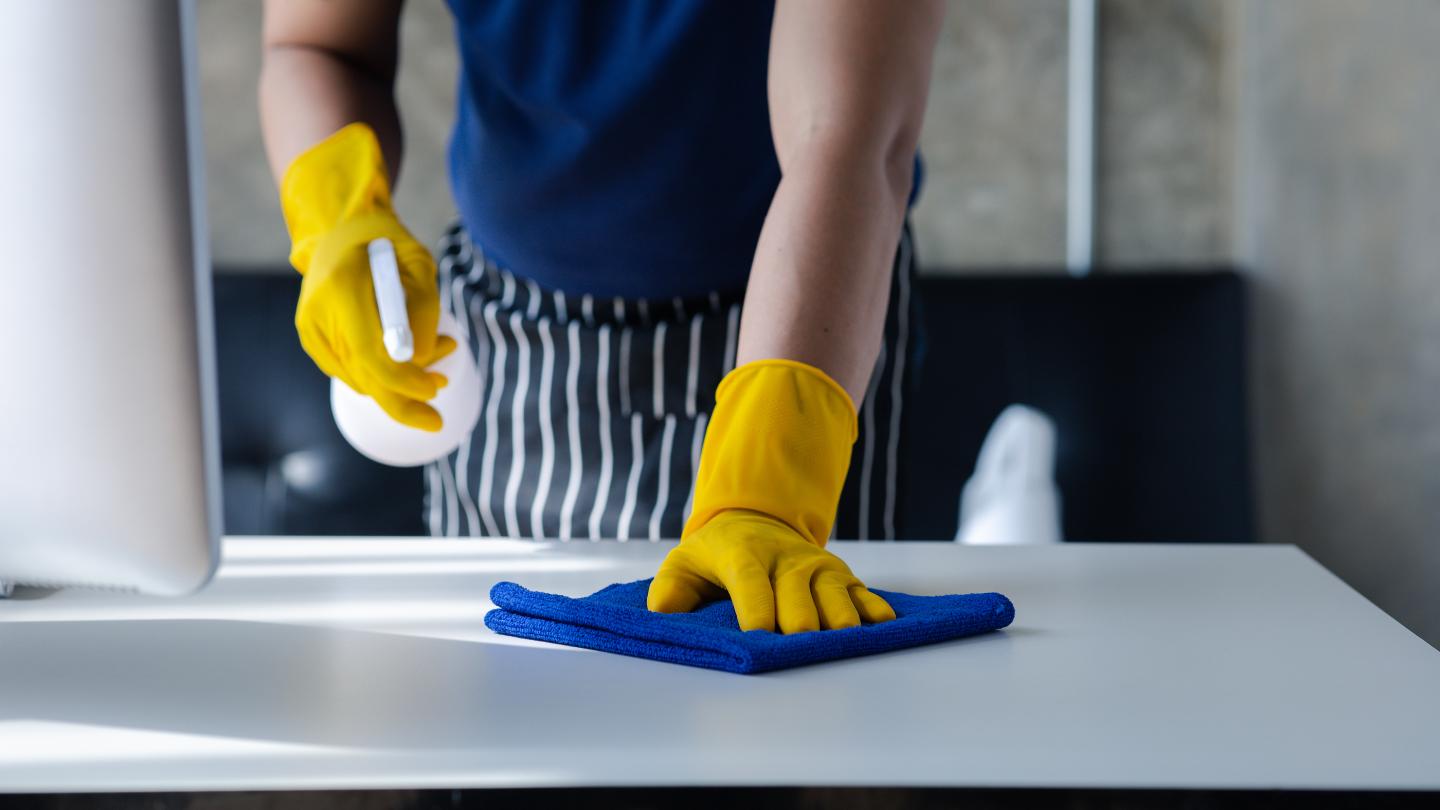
[260, 0, 944, 634]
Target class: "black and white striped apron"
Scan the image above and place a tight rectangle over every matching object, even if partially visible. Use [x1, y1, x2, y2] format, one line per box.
[424, 222, 917, 541]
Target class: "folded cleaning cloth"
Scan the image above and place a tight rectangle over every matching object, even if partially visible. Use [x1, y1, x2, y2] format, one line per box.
[485, 579, 1015, 674]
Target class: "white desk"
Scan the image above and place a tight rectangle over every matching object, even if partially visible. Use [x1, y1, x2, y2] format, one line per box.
[1, 539, 1438, 794]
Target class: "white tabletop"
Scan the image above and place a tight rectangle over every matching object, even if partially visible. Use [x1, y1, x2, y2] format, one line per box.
[1, 538, 1437, 793]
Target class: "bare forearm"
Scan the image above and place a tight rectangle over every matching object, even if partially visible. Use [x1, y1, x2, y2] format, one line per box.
[736, 147, 911, 403]
[259, 49, 401, 185]
[258, 0, 404, 186]
[739, 0, 943, 405]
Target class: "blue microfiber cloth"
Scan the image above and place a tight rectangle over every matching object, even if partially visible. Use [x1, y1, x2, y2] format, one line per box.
[484, 578, 1015, 674]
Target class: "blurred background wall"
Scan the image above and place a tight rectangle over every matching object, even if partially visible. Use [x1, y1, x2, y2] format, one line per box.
[197, 0, 1438, 647]
[199, 0, 1236, 270]
[1234, 0, 1440, 648]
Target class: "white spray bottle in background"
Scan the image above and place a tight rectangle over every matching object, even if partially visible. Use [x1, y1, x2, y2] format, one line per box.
[956, 404, 1063, 545]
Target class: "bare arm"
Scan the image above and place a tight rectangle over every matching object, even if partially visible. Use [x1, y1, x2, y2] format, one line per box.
[737, 0, 944, 403]
[259, 0, 405, 186]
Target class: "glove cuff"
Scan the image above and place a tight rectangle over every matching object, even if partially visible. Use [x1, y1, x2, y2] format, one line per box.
[279, 123, 396, 274]
[683, 359, 858, 547]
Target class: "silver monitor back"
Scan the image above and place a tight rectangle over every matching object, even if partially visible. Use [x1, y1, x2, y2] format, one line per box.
[0, 0, 221, 594]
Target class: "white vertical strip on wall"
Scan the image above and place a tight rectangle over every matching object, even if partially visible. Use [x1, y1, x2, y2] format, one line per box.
[1066, 0, 1097, 277]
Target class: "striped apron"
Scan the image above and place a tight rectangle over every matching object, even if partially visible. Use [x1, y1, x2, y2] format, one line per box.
[424, 222, 918, 541]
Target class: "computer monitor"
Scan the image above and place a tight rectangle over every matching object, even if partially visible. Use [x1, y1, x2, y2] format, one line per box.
[0, 0, 221, 595]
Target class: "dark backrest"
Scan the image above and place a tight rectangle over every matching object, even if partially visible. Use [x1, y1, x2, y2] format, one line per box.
[215, 270, 1251, 541]
[214, 273, 424, 536]
[900, 271, 1252, 542]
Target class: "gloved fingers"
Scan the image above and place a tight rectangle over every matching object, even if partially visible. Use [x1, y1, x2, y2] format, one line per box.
[849, 585, 897, 625]
[407, 312, 440, 364]
[813, 571, 861, 630]
[416, 337, 455, 393]
[420, 335, 458, 367]
[354, 349, 441, 402]
[723, 563, 777, 633]
[333, 363, 366, 397]
[395, 239, 439, 296]
[361, 375, 444, 432]
[646, 568, 721, 614]
[775, 570, 821, 635]
[398, 253, 441, 359]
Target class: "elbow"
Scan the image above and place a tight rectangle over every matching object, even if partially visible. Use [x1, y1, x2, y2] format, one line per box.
[879, 121, 921, 209]
[261, 41, 395, 87]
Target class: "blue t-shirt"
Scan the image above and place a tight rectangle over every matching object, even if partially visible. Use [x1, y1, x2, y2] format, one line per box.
[445, 0, 919, 300]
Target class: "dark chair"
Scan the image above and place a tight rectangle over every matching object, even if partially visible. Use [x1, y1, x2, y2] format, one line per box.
[214, 269, 1251, 542]
[214, 273, 424, 536]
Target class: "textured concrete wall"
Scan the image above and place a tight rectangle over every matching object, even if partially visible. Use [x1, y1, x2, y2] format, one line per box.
[913, 0, 1235, 270]
[200, 0, 1234, 271]
[1096, 0, 1234, 267]
[911, 0, 1068, 268]
[1236, 0, 1440, 647]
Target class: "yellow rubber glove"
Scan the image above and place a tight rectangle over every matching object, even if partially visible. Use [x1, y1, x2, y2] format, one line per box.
[280, 123, 456, 431]
[647, 359, 897, 633]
